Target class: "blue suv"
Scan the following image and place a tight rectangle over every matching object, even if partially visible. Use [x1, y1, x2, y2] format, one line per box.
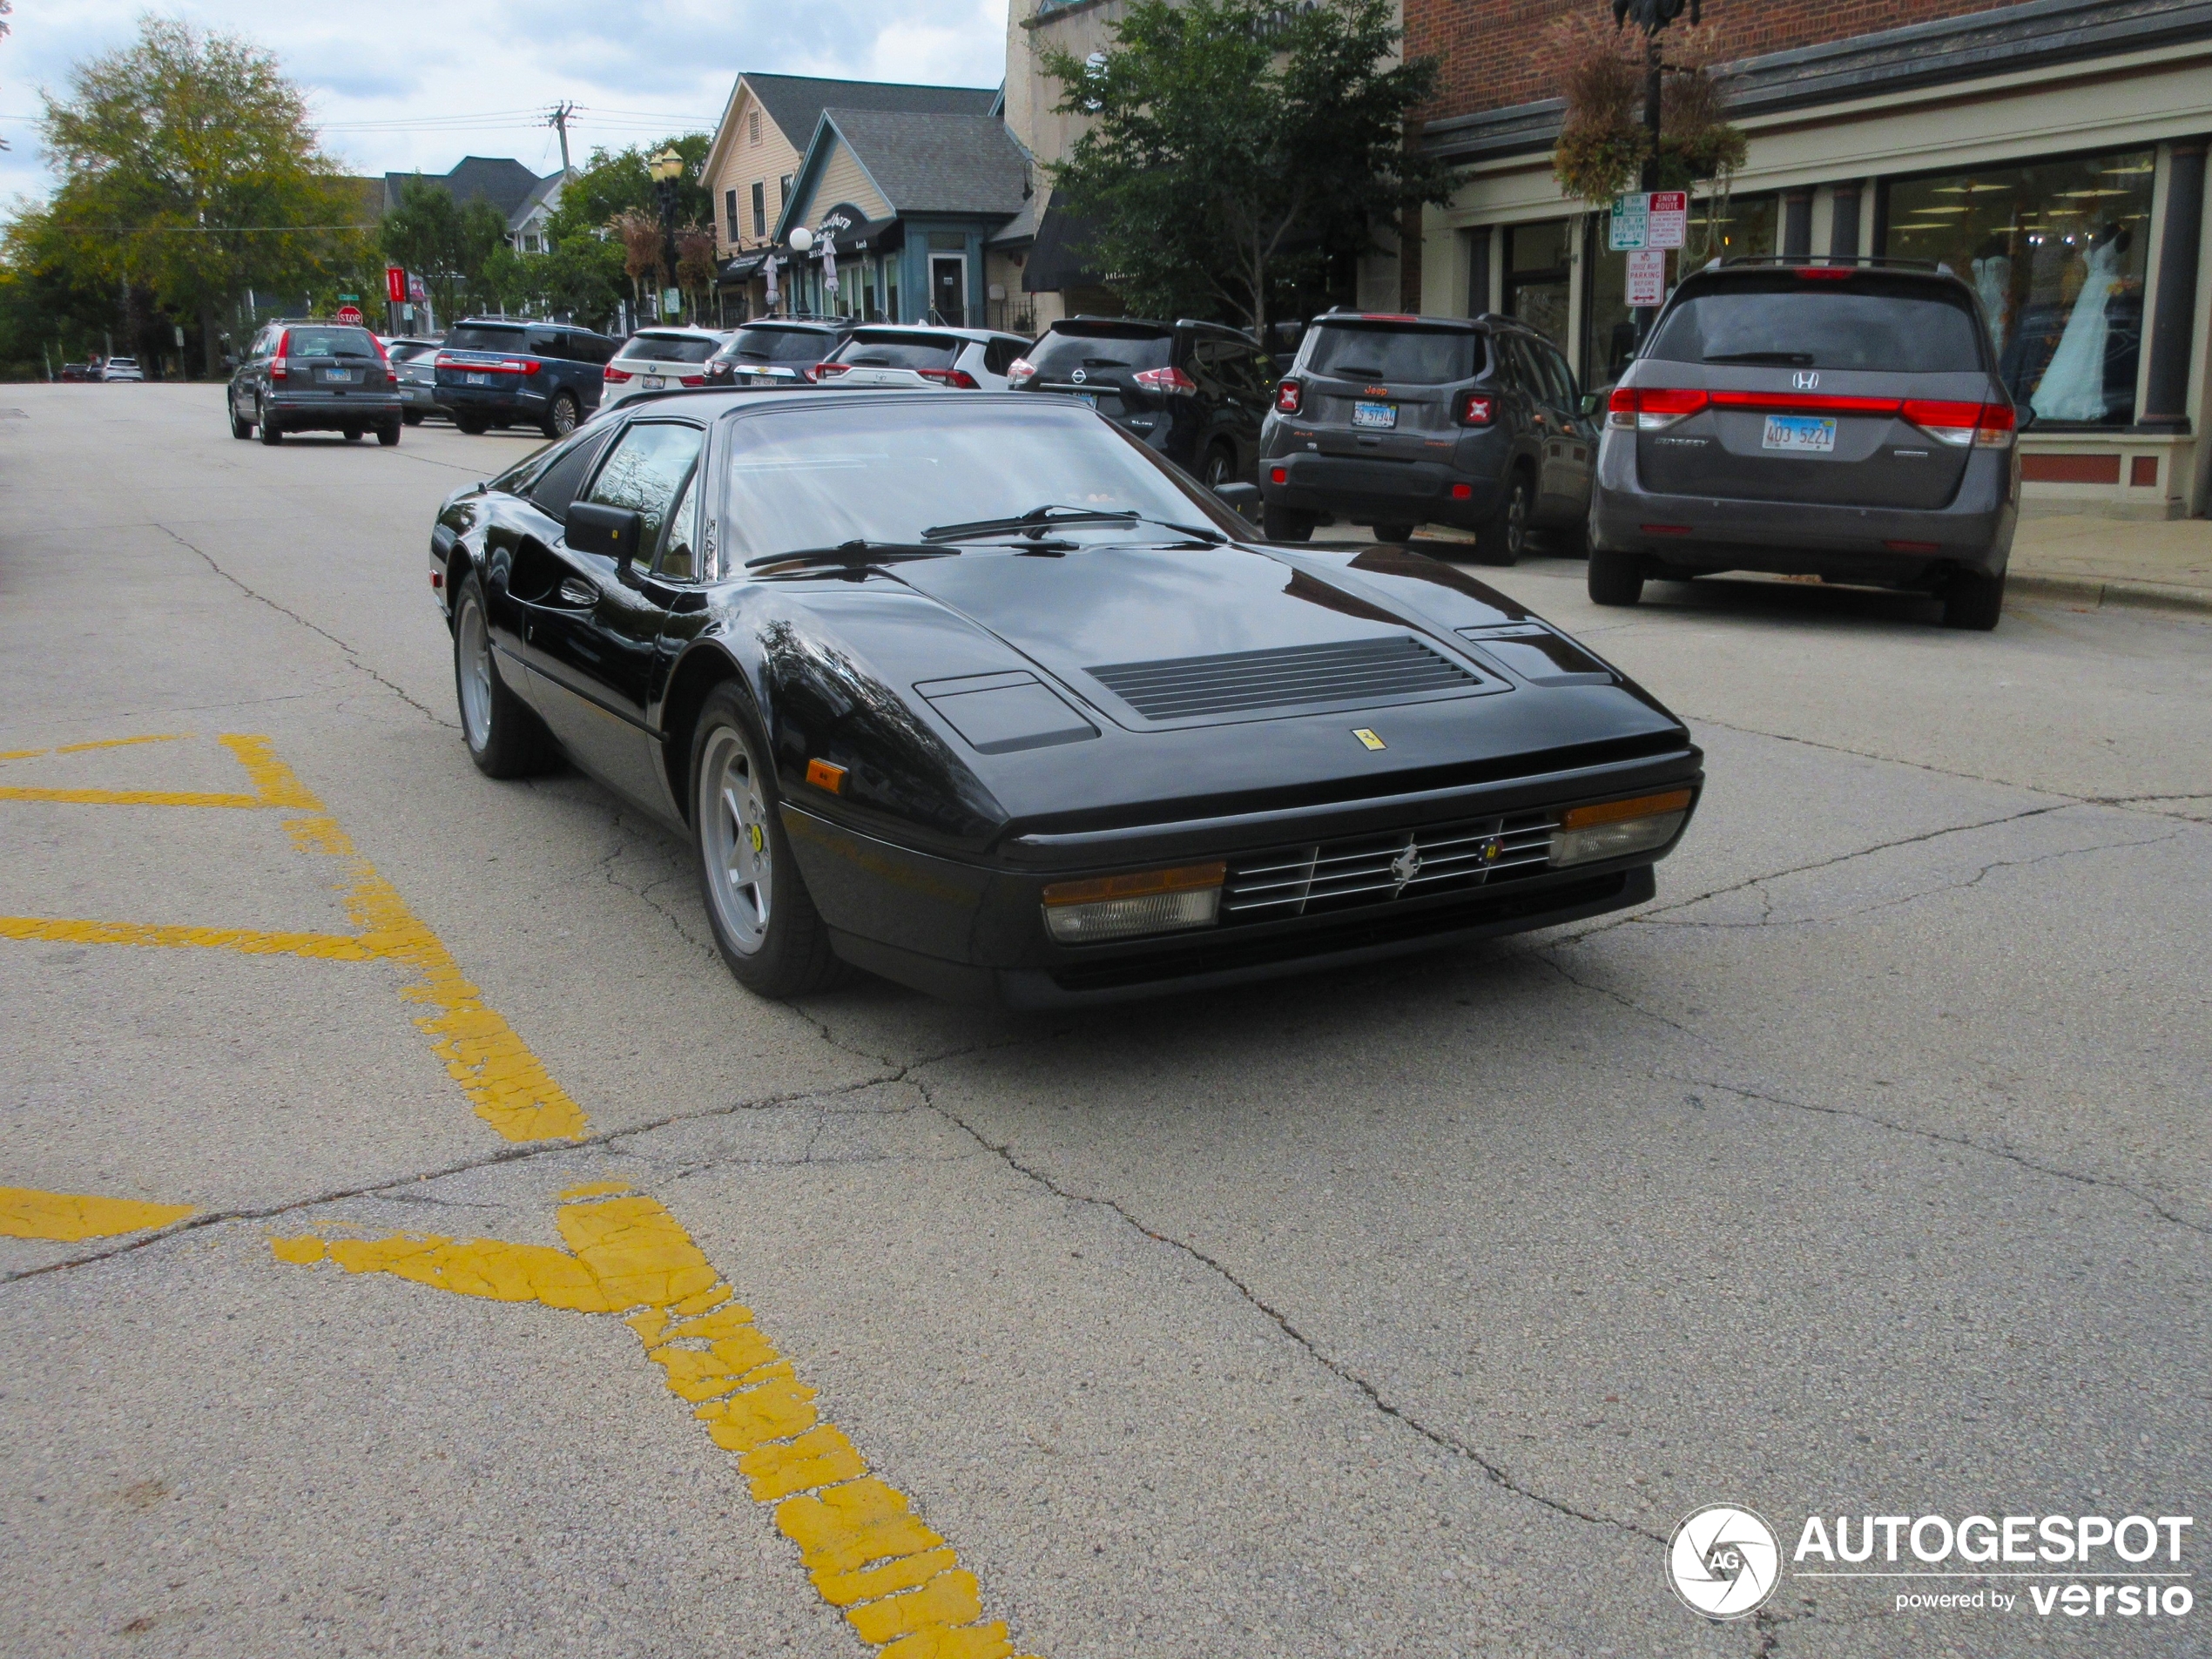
[435, 319, 617, 438]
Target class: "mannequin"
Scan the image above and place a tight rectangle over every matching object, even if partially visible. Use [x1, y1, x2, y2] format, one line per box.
[2032, 224, 2128, 422]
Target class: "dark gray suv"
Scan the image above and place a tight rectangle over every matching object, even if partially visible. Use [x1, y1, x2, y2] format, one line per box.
[1256, 311, 1596, 561]
[1588, 259, 2022, 629]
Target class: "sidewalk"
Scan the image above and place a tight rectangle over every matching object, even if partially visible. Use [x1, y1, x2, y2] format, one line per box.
[2007, 514, 2212, 615]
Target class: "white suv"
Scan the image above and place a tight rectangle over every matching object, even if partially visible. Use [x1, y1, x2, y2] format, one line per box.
[99, 357, 145, 382]
[602, 327, 730, 410]
[813, 327, 1032, 391]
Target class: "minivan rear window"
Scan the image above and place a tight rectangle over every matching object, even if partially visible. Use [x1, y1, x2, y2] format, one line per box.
[1645, 275, 1987, 372]
[284, 327, 381, 359]
[444, 324, 529, 354]
[832, 331, 961, 370]
[617, 333, 721, 365]
[1028, 326, 1172, 377]
[729, 326, 836, 363]
[1305, 323, 1482, 384]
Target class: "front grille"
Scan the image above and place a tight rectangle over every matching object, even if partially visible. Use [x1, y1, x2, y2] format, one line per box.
[1223, 810, 1556, 922]
[1089, 636, 1476, 720]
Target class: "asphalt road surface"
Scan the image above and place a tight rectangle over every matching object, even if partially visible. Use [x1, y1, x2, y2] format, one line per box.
[3, 385, 2207, 1658]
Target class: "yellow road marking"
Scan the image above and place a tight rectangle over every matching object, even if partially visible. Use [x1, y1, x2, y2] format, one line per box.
[0, 732, 317, 808]
[273, 1188, 1039, 1659]
[0, 736, 587, 1143]
[0, 733, 192, 763]
[2, 1184, 195, 1241]
[0, 786, 263, 807]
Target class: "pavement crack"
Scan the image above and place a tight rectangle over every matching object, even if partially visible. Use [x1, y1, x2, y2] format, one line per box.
[900, 1068, 1665, 1547]
[1533, 950, 1706, 1039]
[1681, 1074, 2209, 1237]
[154, 523, 453, 728]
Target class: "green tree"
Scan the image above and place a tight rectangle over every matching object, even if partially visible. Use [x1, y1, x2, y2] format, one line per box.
[1042, 0, 1453, 338]
[532, 235, 626, 329]
[543, 135, 711, 248]
[32, 17, 363, 376]
[380, 181, 510, 325]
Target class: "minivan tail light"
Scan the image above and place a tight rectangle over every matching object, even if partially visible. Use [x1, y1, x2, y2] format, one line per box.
[1610, 386, 1708, 429]
[1132, 365, 1198, 396]
[1457, 392, 1494, 426]
[1006, 356, 1038, 388]
[1903, 398, 2017, 448]
[1275, 378, 1303, 415]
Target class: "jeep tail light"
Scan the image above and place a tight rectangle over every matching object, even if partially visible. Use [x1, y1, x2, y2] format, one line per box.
[1275, 378, 1303, 415]
[1132, 365, 1198, 397]
[917, 367, 980, 388]
[1457, 392, 1494, 426]
[1902, 399, 2017, 448]
[1006, 356, 1038, 388]
[1608, 385, 1708, 430]
[604, 366, 633, 382]
[1270, 466, 1287, 484]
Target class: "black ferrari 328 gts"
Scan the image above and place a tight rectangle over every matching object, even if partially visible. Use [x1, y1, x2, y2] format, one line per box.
[428, 389, 1703, 1007]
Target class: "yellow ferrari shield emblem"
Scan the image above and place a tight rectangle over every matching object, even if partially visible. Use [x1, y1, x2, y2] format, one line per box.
[748, 822, 765, 854]
[1352, 728, 1386, 751]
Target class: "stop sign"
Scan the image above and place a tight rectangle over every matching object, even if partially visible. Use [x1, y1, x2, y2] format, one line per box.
[335, 304, 363, 324]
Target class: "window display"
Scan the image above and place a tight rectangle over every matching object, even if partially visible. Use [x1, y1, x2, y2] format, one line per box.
[1885, 151, 2152, 425]
[1503, 219, 1571, 348]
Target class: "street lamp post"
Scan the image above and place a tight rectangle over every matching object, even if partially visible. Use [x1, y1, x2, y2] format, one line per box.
[1613, 0, 1703, 341]
[649, 146, 685, 320]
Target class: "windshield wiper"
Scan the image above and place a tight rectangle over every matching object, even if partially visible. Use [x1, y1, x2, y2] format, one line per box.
[745, 540, 960, 575]
[922, 505, 1224, 545]
[1703, 351, 1816, 365]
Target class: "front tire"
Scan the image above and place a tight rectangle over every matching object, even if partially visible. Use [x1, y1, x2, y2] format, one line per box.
[256, 401, 282, 445]
[452, 574, 558, 779]
[691, 685, 840, 998]
[1261, 502, 1316, 542]
[1588, 547, 1644, 606]
[542, 392, 581, 440]
[1479, 470, 1531, 565]
[1943, 566, 2006, 631]
[230, 405, 252, 440]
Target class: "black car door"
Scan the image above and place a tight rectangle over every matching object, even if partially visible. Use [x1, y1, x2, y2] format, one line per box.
[511, 418, 705, 811]
[1535, 340, 1596, 521]
[1501, 335, 1574, 519]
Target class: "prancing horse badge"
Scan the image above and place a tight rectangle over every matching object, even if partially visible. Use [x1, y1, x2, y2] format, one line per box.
[1352, 728, 1386, 751]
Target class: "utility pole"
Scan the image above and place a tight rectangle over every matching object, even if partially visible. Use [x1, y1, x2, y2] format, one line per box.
[546, 102, 577, 174]
[1614, 0, 1701, 339]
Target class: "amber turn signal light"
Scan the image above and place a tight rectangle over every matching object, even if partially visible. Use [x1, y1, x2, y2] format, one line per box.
[806, 759, 846, 793]
[1560, 790, 1694, 831]
[1042, 861, 1226, 907]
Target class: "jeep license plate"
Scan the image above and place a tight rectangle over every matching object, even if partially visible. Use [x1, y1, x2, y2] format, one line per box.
[1762, 414, 1837, 454]
[1352, 401, 1397, 430]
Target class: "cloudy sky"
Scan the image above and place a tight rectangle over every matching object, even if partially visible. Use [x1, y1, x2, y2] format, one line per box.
[0, 0, 1008, 203]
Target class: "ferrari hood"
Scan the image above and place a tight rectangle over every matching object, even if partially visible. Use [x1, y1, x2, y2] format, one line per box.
[889, 541, 1522, 729]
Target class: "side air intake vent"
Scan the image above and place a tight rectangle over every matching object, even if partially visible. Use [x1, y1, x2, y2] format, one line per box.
[1088, 636, 1480, 722]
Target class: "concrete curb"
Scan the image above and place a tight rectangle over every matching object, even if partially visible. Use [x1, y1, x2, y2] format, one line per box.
[2007, 571, 2212, 617]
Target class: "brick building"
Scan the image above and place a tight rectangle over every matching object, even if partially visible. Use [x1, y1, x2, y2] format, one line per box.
[1403, 0, 2212, 517]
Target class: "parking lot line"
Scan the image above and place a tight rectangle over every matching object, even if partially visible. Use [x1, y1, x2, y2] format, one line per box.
[0, 733, 589, 1143]
[0, 733, 192, 762]
[274, 1185, 1040, 1659]
[2, 1184, 196, 1242]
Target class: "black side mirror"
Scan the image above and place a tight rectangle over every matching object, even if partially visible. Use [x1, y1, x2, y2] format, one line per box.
[566, 501, 644, 572]
[1213, 481, 1262, 523]
[2012, 404, 2036, 434]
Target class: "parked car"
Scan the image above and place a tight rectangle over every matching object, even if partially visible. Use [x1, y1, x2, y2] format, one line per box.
[428, 388, 1701, 1006]
[814, 326, 1032, 391]
[1255, 311, 1595, 560]
[59, 362, 92, 382]
[1587, 257, 2022, 630]
[1008, 316, 1274, 487]
[227, 321, 402, 446]
[384, 336, 445, 425]
[703, 318, 860, 388]
[434, 318, 617, 438]
[99, 356, 145, 382]
[601, 327, 730, 411]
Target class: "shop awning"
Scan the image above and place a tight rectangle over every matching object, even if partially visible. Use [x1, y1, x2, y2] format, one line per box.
[1024, 201, 1105, 293]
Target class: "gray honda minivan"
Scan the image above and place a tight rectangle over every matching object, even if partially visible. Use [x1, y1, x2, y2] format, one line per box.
[1587, 259, 2023, 629]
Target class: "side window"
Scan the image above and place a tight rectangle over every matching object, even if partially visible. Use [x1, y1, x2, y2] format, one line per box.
[656, 469, 701, 580]
[583, 422, 705, 554]
[528, 427, 617, 522]
[982, 338, 1022, 377]
[1187, 336, 1224, 386]
[1247, 350, 1278, 395]
[525, 327, 568, 361]
[1540, 344, 1578, 409]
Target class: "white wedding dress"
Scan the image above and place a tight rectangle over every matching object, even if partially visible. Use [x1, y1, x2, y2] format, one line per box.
[2032, 239, 2120, 422]
[1973, 254, 2011, 354]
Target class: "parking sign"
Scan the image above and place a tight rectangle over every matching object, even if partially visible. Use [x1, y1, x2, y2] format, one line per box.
[1626, 249, 1668, 307]
[1648, 191, 1689, 250]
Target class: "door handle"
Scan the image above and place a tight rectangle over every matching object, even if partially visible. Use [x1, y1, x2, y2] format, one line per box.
[556, 577, 598, 607]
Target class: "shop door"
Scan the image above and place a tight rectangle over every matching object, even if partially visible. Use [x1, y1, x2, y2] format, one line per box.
[931, 256, 966, 326]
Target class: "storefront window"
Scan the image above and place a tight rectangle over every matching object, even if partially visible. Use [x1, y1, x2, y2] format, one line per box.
[1503, 220, 1571, 348]
[1885, 150, 2153, 425]
[1582, 193, 1777, 388]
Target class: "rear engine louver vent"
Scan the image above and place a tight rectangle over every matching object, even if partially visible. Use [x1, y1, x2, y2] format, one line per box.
[1088, 636, 1477, 721]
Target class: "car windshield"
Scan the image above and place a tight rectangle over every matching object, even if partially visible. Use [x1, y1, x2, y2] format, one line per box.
[285, 327, 381, 359]
[1305, 324, 1482, 384]
[1026, 327, 1172, 377]
[617, 333, 721, 365]
[831, 331, 962, 370]
[727, 326, 834, 364]
[720, 402, 1229, 562]
[444, 324, 529, 354]
[1645, 276, 1987, 372]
